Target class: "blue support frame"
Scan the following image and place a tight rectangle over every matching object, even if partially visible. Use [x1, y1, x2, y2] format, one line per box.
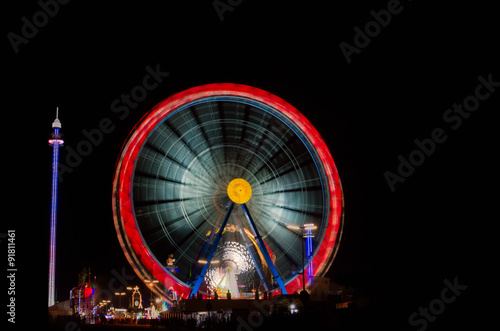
[232, 214, 271, 291]
[241, 204, 288, 294]
[189, 202, 235, 298]
[189, 202, 288, 297]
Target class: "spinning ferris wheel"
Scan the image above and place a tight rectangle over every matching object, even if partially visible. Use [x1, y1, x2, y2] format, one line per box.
[112, 83, 343, 301]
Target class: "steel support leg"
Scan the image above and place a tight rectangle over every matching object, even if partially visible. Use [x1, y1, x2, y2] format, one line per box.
[189, 202, 235, 298]
[241, 203, 288, 294]
[233, 214, 271, 291]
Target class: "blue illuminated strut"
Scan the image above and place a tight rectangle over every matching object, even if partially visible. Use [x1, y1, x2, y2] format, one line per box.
[48, 108, 63, 307]
[306, 229, 314, 285]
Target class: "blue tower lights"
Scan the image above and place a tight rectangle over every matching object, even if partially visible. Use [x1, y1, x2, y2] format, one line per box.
[48, 108, 63, 307]
[306, 228, 314, 286]
[286, 223, 317, 293]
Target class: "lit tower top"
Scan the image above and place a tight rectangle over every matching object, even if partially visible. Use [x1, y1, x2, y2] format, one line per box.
[48, 108, 63, 146]
[48, 107, 63, 307]
[50, 107, 62, 132]
[52, 108, 61, 128]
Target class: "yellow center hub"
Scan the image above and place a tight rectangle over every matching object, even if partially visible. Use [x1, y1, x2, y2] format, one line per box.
[227, 178, 252, 204]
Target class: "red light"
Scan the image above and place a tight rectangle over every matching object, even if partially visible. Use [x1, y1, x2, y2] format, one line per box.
[48, 139, 64, 145]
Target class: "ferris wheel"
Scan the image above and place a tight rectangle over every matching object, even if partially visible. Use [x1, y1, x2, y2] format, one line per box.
[112, 83, 343, 301]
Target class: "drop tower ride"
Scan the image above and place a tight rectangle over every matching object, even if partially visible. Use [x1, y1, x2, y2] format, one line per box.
[48, 108, 63, 307]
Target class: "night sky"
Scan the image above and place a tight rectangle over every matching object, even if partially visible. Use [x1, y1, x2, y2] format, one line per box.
[4, 1, 497, 329]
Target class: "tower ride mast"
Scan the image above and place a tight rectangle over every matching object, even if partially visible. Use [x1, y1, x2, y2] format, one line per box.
[48, 108, 63, 307]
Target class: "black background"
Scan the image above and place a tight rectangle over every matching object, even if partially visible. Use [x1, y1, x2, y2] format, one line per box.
[3, 1, 497, 330]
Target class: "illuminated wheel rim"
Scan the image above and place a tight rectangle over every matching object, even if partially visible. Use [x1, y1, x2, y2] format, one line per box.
[112, 83, 343, 300]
